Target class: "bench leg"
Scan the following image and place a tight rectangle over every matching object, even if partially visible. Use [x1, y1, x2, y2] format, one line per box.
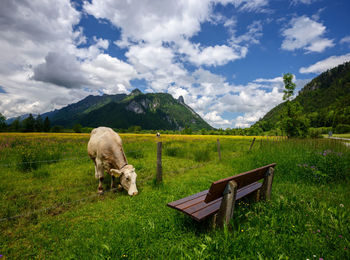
[215, 180, 238, 228]
[260, 167, 274, 201]
[247, 188, 260, 202]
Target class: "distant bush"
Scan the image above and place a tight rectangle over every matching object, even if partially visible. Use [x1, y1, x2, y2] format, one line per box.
[81, 127, 94, 133]
[51, 125, 64, 133]
[126, 150, 144, 159]
[73, 124, 82, 133]
[194, 148, 210, 162]
[17, 147, 61, 172]
[164, 144, 186, 158]
[296, 149, 348, 183]
[32, 169, 50, 178]
[334, 124, 350, 134]
[308, 128, 323, 138]
[318, 127, 332, 134]
[18, 151, 39, 172]
[165, 146, 178, 157]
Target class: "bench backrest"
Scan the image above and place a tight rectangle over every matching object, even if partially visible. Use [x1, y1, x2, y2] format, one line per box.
[204, 163, 276, 203]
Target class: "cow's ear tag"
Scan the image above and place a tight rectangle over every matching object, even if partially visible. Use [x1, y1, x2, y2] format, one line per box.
[111, 169, 122, 177]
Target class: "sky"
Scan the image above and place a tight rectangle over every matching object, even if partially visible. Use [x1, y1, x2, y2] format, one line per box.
[1, 0, 350, 128]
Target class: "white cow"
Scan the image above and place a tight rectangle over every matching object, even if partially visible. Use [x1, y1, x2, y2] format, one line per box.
[87, 127, 138, 196]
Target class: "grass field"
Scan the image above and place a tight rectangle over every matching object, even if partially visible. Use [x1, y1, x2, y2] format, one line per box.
[0, 133, 349, 259]
[332, 134, 350, 139]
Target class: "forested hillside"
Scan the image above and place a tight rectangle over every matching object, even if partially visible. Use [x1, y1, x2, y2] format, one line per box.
[41, 89, 212, 131]
[255, 61, 350, 133]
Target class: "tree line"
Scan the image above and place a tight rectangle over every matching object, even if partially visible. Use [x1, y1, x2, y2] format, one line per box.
[0, 114, 51, 132]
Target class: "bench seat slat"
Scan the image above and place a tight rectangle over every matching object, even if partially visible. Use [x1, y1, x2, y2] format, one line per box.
[167, 182, 262, 221]
[184, 197, 221, 215]
[175, 194, 207, 210]
[167, 189, 209, 208]
[192, 199, 222, 221]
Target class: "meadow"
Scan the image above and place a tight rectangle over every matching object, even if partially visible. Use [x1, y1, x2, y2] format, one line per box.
[0, 133, 349, 259]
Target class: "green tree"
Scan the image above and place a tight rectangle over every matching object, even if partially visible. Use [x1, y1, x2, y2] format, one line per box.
[51, 125, 64, 133]
[181, 126, 192, 135]
[43, 116, 51, 132]
[35, 114, 43, 132]
[281, 101, 310, 137]
[283, 73, 296, 101]
[73, 123, 82, 133]
[0, 112, 6, 130]
[11, 117, 21, 132]
[23, 114, 35, 132]
[127, 125, 141, 133]
[281, 73, 309, 137]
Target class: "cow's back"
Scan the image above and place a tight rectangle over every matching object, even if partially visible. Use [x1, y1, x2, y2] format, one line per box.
[87, 127, 126, 169]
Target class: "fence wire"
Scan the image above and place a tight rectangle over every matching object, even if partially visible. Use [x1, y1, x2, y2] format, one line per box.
[0, 160, 209, 223]
[0, 192, 103, 223]
[0, 156, 88, 167]
[0, 136, 237, 223]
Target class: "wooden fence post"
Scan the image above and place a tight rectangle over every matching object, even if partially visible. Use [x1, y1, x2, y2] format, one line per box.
[156, 142, 162, 184]
[217, 138, 221, 161]
[260, 167, 274, 201]
[249, 137, 256, 151]
[215, 180, 237, 228]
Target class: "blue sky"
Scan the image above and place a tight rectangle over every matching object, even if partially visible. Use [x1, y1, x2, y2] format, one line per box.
[1, 0, 350, 128]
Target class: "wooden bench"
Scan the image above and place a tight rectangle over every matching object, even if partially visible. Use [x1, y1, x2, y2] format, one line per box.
[167, 163, 276, 227]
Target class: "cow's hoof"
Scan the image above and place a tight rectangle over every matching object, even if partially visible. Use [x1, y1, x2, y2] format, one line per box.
[98, 189, 104, 195]
[117, 184, 123, 191]
[111, 187, 117, 193]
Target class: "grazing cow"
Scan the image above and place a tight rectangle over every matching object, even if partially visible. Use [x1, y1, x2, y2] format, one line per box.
[87, 127, 138, 196]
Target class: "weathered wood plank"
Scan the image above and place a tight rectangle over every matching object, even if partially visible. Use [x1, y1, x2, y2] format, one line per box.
[167, 190, 209, 208]
[192, 199, 222, 221]
[176, 194, 207, 210]
[204, 163, 276, 203]
[168, 182, 262, 221]
[216, 180, 237, 228]
[260, 167, 275, 201]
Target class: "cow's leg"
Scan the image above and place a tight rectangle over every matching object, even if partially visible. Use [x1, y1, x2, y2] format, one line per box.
[98, 177, 104, 194]
[91, 158, 99, 179]
[111, 175, 116, 192]
[96, 159, 104, 194]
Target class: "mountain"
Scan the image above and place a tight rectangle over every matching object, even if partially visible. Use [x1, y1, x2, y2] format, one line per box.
[40, 89, 213, 130]
[6, 114, 37, 124]
[255, 61, 350, 131]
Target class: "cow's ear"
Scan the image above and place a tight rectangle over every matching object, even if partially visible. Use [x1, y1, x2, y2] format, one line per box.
[110, 169, 122, 177]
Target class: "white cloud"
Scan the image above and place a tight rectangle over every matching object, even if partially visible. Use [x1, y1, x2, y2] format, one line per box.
[254, 77, 283, 83]
[178, 39, 248, 67]
[299, 53, 350, 74]
[217, 0, 269, 12]
[203, 111, 232, 129]
[291, 0, 319, 5]
[281, 16, 334, 53]
[0, 0, 275, 129]
[0, 0, 139, 117]
[82, 54, 137, 93]
[33, 52, 89, 88]
[235, 111, 267, 128]
[230, 20, 263, 45]
[340, 36, 350, 45]
[86, 0, 264, 68]
[85, 0, 211, 45]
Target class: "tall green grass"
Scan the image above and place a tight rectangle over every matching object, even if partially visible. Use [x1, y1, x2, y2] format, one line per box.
[0, 134, 349, 259]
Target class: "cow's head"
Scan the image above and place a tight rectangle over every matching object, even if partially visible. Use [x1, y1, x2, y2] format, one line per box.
[110, 165, 138, 196]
